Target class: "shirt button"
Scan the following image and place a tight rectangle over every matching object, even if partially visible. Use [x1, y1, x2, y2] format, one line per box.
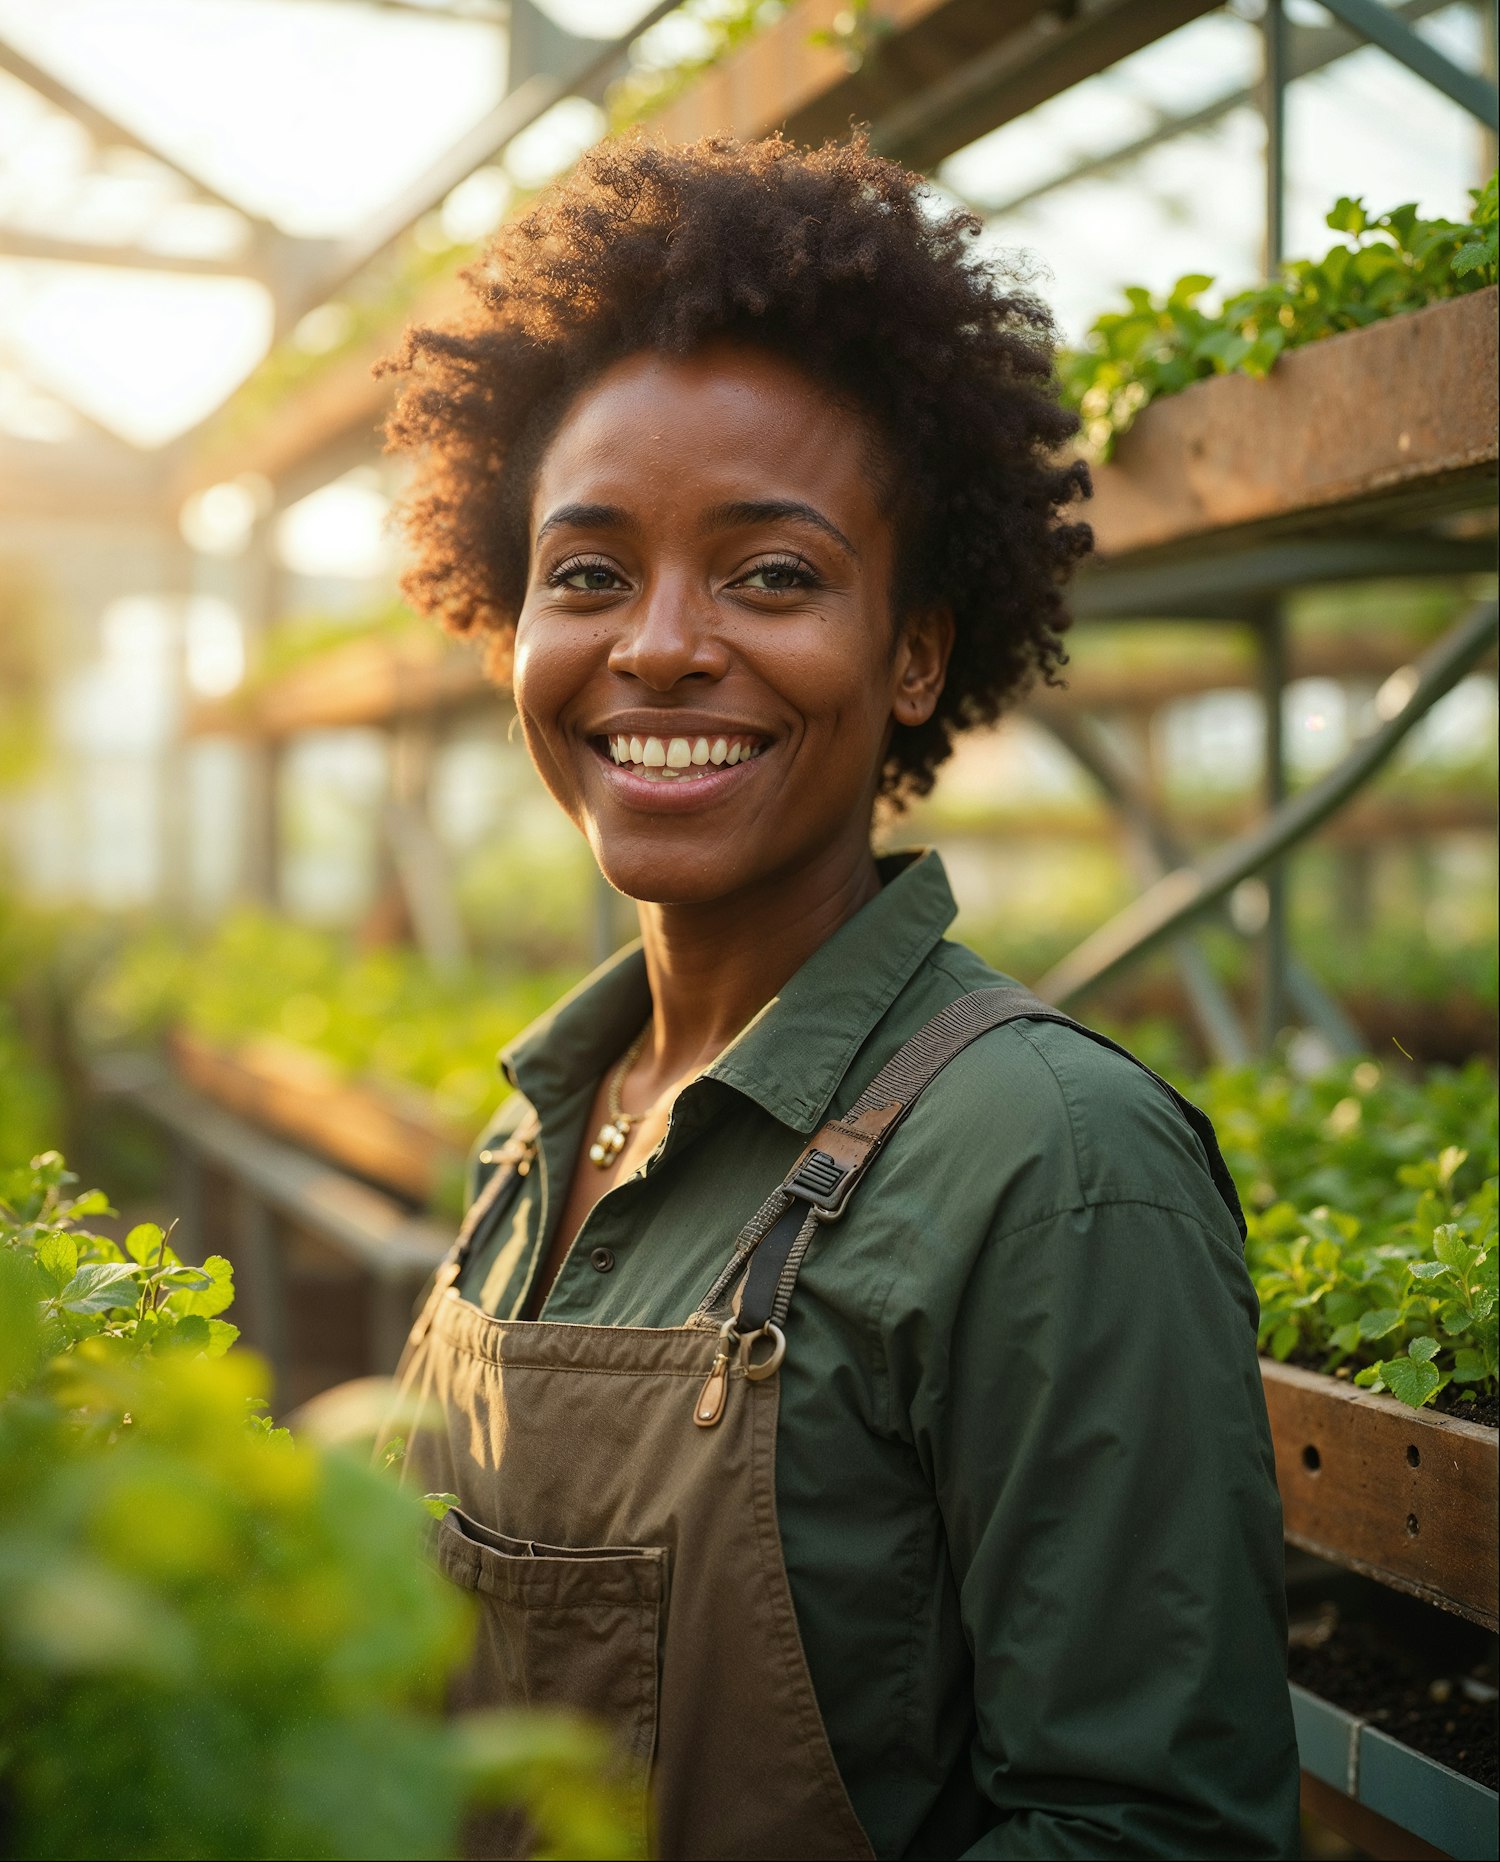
[590, 1247, 615, 1274]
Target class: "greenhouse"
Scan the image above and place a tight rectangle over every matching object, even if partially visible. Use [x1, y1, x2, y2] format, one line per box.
[0, 2, 1496, 1858]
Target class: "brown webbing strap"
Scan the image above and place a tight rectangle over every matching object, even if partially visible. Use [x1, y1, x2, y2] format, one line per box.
[723, 985, 1245, 1337]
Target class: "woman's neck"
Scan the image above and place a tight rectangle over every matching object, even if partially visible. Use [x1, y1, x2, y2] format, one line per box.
[630, 836, 883, 1091]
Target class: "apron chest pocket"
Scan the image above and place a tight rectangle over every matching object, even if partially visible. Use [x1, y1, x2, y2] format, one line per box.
[435, 1507, 665, 1855]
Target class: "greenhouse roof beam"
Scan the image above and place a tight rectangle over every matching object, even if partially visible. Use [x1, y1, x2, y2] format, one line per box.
[969, 0, 1452, 221]
[870, 0, 1217, 175]
[0, 227, 256, 278]
[303, 0, 682, 321]
[1317, 0, 1498, 129]
[0, 37, 274, 229]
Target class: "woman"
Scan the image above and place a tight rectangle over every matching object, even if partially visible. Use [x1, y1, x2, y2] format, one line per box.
[386, 137, 1299, 1861]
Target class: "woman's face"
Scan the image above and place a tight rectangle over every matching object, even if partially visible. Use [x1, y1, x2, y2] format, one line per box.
[512, 343, 950, 907]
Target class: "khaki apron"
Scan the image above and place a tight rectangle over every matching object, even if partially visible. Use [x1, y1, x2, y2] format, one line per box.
[397, 986, 1244, 1862]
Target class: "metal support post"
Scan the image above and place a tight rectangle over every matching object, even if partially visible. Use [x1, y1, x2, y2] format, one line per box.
[1258, 605, 1291, 1054]
[239, 514, 283, 909]
[1261, 0, 1288, 277]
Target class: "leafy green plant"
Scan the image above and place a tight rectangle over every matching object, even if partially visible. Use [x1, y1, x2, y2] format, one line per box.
[1199, 1060, 1498, 1408]
[80, 910, 579, 1137]
[1062, 174, 1499, 459]
[3, 1150, 238, 1362]
[0, 1150, 640, 1859]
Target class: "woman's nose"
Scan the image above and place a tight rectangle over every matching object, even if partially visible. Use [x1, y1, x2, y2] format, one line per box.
[607, 579, 730, 688]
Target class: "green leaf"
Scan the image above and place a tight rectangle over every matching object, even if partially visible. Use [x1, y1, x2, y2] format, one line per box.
[1432, 1224, 1472, 1269]
[1452, 237, 1496, 279]
[1408, 1260, 1454, 1281]
[1357, 1306, 1403, 1340]
[1409, 1334, 1440, 1363]
[205, 1319, 239, 1357]
[1326, 196, 1367, 235]
[124, 1223, 167, 1266]
[423, 1492, 459, 1520]
[172, 1254, 235, 1319]
[1451, 1348, 1489, 1384]
[56, 1261, 142, 1316]
[1379, 1352, 1442, 1408]
[36, 1230, 79, 1289]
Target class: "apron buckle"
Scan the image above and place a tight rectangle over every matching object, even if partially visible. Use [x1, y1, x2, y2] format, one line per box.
[693, 1319, 786, 1427]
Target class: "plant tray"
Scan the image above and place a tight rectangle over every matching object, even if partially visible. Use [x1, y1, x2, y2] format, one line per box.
[1292, 1681, 1498, 1860]
[168, 1028, 467, 1206]
[1262, 1359, 1498, 1631]
[1089, 286, 1499, 562]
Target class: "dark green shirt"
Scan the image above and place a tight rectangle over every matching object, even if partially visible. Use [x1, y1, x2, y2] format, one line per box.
[459, 852, 1300, 1860]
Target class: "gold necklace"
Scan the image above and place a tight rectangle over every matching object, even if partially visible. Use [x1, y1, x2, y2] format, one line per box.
[588, 1024, 653, 1168]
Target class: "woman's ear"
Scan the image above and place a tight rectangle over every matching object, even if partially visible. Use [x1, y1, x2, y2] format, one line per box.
[892, 607, 954, 727]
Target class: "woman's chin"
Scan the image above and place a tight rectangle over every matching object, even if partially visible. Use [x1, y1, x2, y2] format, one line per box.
[588, 831, 757, 910]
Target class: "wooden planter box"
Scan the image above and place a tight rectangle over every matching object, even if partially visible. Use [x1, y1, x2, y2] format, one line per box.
[1088, 286, 1499, 565]
[1261, 1358, 1498, 1631]
[168, 1028, 468, 1205]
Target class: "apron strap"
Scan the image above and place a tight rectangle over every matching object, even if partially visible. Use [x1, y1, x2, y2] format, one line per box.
[730, 985, 1245, 1338]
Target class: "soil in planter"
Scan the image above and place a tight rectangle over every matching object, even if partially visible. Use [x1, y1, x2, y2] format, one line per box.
[1288, 1595, 1498, 1789]
[1435, 1385, 1498, 1428]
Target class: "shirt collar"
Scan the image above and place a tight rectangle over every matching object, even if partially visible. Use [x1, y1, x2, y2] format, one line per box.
[501, 849, 957, 1134]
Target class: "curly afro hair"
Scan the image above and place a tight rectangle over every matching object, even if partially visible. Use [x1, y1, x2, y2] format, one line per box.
[382, 134, 1091, 802]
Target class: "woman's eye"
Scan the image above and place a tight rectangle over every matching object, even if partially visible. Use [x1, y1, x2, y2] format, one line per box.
[739, 559, 812, 593]
[553, 561, 623, 592]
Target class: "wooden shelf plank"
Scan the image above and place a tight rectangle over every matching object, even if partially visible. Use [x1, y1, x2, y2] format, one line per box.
[1087, 289, 1499, 566]
[168, 1029, 469, 1205]
[1262, 1358, 1498, 1631]
[185, 630, 490, 738]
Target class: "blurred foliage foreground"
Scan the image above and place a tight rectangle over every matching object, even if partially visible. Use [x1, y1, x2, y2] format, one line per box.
[0, 1153, 640, 1861]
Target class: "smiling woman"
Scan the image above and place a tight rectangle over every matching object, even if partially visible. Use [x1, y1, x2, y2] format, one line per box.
[380, 137, 1300, 1862]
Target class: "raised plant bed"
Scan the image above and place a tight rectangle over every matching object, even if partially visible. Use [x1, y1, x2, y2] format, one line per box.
[1262, 1358, 1498, 1631]
[1292, 1681, 1498, 1860]
[1087, 287, 1499, 564]
[168, 1028, 466, 1205]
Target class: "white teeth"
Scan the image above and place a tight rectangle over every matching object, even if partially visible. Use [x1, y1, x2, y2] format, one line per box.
[605, 732, 765, 776]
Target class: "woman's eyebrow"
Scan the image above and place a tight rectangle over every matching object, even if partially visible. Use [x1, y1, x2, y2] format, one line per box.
[535, 501, 631, 540]
[703, 499, 857, 557]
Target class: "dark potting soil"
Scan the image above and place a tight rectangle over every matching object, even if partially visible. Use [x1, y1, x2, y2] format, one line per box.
[1435, 1385, 1499, 1428]
[1288, 1612, 1498, 1790]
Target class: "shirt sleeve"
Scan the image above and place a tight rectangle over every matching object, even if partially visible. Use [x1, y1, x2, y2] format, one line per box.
[909, 1193, 1301, 1861]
